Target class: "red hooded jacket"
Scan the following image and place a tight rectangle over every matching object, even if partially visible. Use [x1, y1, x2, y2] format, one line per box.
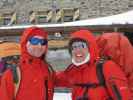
[0, 27, 55, 100]
[96, 32, 133, 94]
[55, 30, 132, 100]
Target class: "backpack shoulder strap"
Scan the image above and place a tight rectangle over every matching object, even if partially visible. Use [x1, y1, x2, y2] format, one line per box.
[14, 67, 21, 98]
[96, 59, 114, 100]
[96, 59, 106, 86]
[65, 64, 74, 72]
[11, 66, 21, 98]
[45, 79, 48, 100]
[47, 63, 55, 74]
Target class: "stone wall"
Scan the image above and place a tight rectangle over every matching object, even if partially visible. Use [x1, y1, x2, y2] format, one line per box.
[0, 0, 132, 24]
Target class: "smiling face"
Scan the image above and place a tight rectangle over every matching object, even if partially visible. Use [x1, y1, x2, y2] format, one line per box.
[72, 47, 88, 63]
[71, 41, 90, 66]
[26, 35, 47, 57]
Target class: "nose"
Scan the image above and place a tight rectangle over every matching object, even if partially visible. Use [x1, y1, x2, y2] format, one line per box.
[38, 43, 42, 48]
[74, 48, 81, 52]
[72, 48, 82, 54]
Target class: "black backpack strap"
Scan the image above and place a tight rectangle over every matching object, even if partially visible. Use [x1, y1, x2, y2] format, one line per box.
[45, 79, 48, 100]
[10, 65, 21, 99]
[11, 65, 19, 84]
[96, 59, 106, 86]
[48, 63, 55, 74]
[96, 60, 123, 100]
[75, 83, 100, 100]
[96, 59, 113, 100]
[46, 63, 55, 100]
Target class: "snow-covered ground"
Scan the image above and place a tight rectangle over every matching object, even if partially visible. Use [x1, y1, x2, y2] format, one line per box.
[53, 93, 72, 100]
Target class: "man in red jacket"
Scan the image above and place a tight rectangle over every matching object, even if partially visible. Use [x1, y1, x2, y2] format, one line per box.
[55, 29, 132, 100]
[0, 27, 55, 100]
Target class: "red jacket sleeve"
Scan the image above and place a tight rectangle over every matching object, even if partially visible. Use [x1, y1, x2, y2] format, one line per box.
[103, 61, 132, 100]
[0, 69, 15, 100]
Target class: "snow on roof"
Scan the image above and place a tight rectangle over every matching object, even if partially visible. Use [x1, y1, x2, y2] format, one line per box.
[0, 10, 133, 30]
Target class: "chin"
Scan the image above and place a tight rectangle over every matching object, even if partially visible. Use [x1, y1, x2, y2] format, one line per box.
[76, 61, 83, 63]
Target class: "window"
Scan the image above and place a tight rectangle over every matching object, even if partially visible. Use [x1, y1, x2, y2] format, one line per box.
[2, 12, 17, 25]
[37, 16, 47, 23]
[63, 16, 73, 22]
[3, 17, 11, 25]
[2, 13, 12, 25]
[63, 8, 74, 22]
[36, 10, 48, 23]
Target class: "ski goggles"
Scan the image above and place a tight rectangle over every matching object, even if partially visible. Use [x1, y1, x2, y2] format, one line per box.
[71, 41, 87, 50]
[29, 37, 48, 45]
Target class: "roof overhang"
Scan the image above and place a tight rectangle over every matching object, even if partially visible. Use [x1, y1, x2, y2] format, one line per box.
[0, 24, 132, 36]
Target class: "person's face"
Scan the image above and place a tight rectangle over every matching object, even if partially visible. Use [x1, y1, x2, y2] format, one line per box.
[26, 36, 47, 57]
[71, 41, 89, 63]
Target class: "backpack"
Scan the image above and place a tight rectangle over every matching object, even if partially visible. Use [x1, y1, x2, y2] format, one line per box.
[96, 58, 121, 100]
[10, 63, 55, 100]
[96, 32, 133, 91]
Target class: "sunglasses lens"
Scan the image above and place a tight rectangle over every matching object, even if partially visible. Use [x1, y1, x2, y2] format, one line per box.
[40, 39, 48, 45]
[72, 41, 87, 50]
[29, 37, 47, 45]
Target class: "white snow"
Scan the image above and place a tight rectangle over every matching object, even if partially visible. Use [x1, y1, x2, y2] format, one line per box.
[0, 10, 133, 29]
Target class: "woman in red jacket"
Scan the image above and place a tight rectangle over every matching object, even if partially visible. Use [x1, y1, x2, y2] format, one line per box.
[0, 27, 55, 100]
[55, 30, 132, 100]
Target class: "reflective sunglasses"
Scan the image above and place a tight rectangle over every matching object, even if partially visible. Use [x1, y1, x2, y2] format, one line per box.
[72, 41, 87, 50]
[29, 37, 48, 45]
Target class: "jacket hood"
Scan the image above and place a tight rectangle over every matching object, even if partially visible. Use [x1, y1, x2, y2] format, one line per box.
[21, 27, 48, 56]
[20, 27, 48, 66]
[96, 32, 133, 74]
[70, 29, 99, 64]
